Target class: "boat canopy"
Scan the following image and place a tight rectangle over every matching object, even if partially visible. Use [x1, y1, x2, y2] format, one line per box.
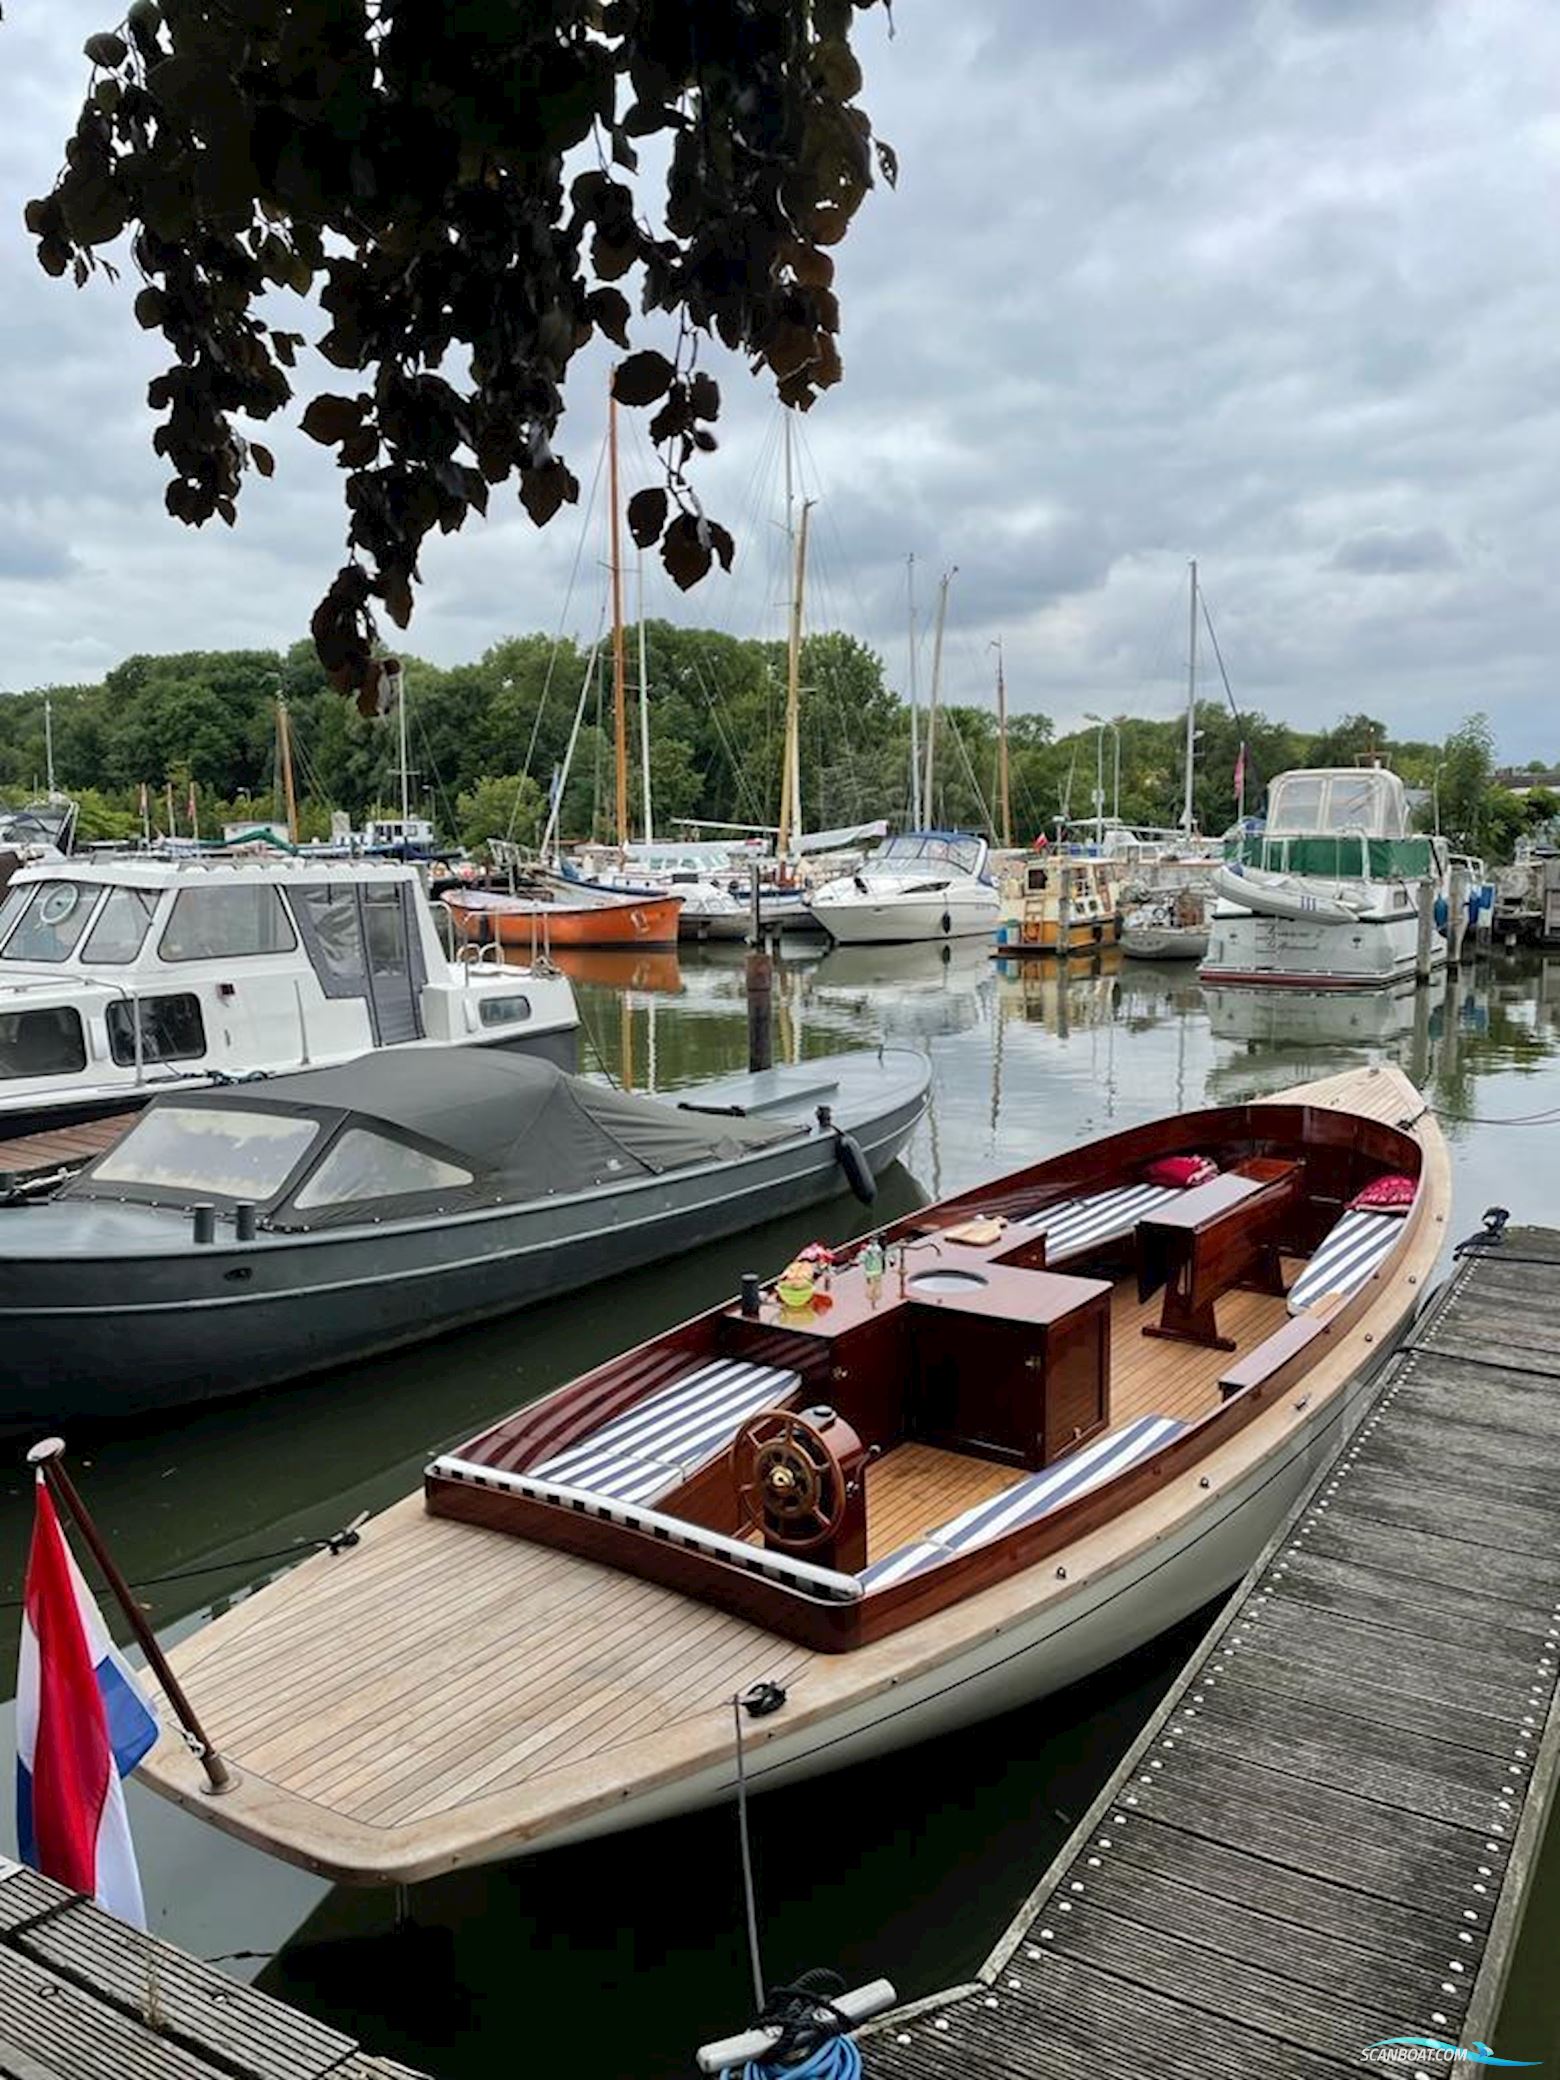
[69, 1049, 804, 1230]
[1264, 769, 1410, 839]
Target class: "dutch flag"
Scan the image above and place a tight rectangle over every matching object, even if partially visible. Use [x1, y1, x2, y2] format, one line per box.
[14, 1475, 158, 1927]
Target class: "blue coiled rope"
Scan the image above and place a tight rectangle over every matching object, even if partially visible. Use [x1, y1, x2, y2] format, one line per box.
[722, 2036, 861, 2080]
[720, 1972, 865, 2080]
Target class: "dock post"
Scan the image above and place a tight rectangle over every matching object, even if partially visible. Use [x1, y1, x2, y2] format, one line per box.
[1414, 874, 1436, 986]
[1056, 874, 1072, 959]
[746, 867, 773, 1074]
[27, 1439, 232, 1794]
[1448, 859, 1470, 969]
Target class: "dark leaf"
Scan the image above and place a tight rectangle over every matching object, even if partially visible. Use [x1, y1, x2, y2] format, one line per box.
[688, 371, 719, 420]
[585, 286, 631, 349]
[613, 349, 674, 407]
[250, 441, 275, 478]
[708, 521, 735, 573]
[518, 457, 576, 527]
[83, 31, 128, 67]
[626, 484, 667, 549]
[875, 139, 899, 189]
[133, 286, 166, 329]
[300, 394, 365, 446]
[660, 511, 711, 592]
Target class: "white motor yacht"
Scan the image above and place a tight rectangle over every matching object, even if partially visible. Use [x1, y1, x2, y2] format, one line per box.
[0, 853, 577, 1134]
[809, 831, 999, 945]
[1202, 768, 1449, 989]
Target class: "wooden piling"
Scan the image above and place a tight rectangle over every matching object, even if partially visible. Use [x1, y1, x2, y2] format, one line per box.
[1415, 873, 1436, 985]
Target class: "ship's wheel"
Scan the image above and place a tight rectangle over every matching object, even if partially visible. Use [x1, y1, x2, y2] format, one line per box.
[730, 1409, 848, 1553]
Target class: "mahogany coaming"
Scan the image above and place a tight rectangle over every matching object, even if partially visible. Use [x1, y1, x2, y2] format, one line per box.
[427, 1100, 1428, 1653]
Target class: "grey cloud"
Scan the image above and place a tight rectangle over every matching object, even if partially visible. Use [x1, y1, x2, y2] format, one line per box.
[1330, 528, 1460, 575]
[2, 1, 1559, 757]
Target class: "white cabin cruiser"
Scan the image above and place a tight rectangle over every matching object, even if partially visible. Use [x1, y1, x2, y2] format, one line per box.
[809, 832, 999, 945]
[1202, 768, 1449, 990]
[0, 854, 577, 1134]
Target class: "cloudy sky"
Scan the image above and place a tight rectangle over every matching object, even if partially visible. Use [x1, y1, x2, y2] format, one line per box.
[3, 1, 1558, 756]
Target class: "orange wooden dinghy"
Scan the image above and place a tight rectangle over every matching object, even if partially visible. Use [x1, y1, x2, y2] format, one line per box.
[444, 884, 684, 950]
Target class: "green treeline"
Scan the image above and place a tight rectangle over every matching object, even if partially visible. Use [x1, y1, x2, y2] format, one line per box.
[0, 631, 1548, 862]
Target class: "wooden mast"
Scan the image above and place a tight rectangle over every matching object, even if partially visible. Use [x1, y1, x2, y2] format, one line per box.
[994, 635, 1012, 849]
[276, 697, 299, 844]
[636, 549, 653, 845]
[778, 497, 812, 859]
[609, 376, 629, 849]
[922, 568, 953, 827]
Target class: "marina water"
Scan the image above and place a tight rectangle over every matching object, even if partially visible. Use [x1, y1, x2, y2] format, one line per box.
[1, 937, 1557, 2076]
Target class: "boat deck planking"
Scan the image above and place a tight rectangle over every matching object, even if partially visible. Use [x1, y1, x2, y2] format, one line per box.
[138, 1063, 1449, 1882]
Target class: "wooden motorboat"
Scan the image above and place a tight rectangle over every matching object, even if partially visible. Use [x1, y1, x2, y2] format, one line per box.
[0, 1045, 928, 1428]
[444, 880, 684, 952]
[138, 1062, 1447, 1882]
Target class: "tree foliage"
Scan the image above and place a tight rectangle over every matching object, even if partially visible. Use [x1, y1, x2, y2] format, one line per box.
[29, 0, 892, 704]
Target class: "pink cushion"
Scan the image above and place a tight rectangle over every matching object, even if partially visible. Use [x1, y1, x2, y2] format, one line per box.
[1144, 1155, 1219, 1189]
[1350, 1173, 1417, 1213]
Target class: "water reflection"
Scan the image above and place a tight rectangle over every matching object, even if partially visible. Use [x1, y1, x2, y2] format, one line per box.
[3, 941, 1559, 2076]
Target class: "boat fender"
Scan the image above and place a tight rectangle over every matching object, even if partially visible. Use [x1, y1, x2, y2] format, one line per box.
[940, 909, 952, 935]
[818, 1102, 875, 1204]
[1433, 893, 1449, 934]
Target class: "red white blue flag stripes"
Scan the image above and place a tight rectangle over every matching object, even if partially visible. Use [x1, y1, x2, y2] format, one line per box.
[15, 1475, 158, 1927]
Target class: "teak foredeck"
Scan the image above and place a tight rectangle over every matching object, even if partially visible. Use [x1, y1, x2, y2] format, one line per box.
[138, 1063, 1449, 1883]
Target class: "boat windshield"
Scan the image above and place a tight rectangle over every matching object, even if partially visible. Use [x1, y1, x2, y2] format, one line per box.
[89, 1105, 319, 1201]
[0, 880, 100, 963]
[1267, 771, 1408, 839]
[877, 835, 984, 875]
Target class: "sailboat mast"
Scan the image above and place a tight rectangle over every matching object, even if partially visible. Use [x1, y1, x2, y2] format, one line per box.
[609, 379, 629, 849]
[396, 668, 411, 831]
[636, 550, 653, 846]
[994, 636, 1011, 849]
[1182, 557, 1198, 838]
[277, 696, 299, 844]
[907, 555, 922, 829]
[922, 568, 953, 826]
[778, 498, 812, 858]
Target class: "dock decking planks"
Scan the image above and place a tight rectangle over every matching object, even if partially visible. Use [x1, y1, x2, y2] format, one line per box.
[864, 1230, 1560, 2079]
[0, 1861, 423, 2080]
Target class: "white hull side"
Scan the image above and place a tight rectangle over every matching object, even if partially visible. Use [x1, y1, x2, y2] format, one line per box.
[815, 887, 999, 945]
[531, 1352, 1387, 1858]
[1121, 926, 1209, 962]
[1200, 905, 1443, 988]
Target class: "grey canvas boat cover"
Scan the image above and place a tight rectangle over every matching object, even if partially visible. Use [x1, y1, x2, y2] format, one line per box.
[72, 1049, 807, 1232]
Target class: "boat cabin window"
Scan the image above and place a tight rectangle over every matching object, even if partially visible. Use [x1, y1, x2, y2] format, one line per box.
[105, 994, 206, 1067]
[292, 1128, 472, 1210]
[878, 834, 984, 876]
[1265, 776, 1324, 833]
[0, 880, 97, 963]
[478, 993, 532, 1028]
[160, 885, 297, 962]
[0, 1006, 87, 1080]
[82, 886, 159, 964]
[91, 1105, 319, 1199]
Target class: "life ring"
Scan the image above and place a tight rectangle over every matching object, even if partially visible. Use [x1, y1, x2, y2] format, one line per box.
[1021, 920, 1041, 944]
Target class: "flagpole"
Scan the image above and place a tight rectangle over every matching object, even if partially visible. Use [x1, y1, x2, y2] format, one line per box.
[27, 1439, 231, 1794]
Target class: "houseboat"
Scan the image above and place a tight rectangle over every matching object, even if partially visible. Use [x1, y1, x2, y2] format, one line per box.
[992, 853, 1123, 955]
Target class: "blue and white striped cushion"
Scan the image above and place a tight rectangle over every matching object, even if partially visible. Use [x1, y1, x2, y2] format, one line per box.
[860, 1414, 1184, 1592]
[1022, 1182, 1180, 1259]
[1287, 1207, 1405, 1315]
[536, 1358, 802, 1505]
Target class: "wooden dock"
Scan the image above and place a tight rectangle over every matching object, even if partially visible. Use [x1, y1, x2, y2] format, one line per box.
[0, 1860, 425, 2080]
[864, 1226, 1560, 2078]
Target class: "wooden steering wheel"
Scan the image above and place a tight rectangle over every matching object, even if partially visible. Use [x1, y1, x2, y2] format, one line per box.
[730, 1408, 848, 1553]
